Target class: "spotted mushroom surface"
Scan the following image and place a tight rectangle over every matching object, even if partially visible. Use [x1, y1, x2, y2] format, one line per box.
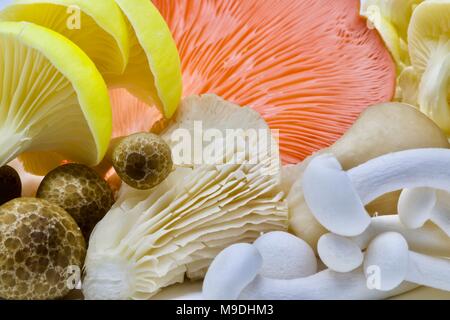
[37, 164, 114, 239]
[112, 133, 173, 190]
[0, 198, 86, 300]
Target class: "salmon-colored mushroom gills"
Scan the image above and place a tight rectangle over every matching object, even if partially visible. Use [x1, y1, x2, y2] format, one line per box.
[108, 0, 396, 164]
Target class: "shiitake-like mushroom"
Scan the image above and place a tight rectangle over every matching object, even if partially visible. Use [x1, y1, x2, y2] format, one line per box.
[37, 164, 114, 240]
[0, 198, 86, 300]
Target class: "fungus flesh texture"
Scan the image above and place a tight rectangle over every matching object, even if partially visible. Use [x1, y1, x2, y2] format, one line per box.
[0, 21, 112, 170]
[83, 95, 288, 299]
[286, 102, 449, 248]
[0, 0, 182, 174]
[139, 0, 397, 164]
[406, 0, 450, 136]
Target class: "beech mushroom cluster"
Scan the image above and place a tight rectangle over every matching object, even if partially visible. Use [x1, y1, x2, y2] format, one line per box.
[203, 102, 450, 300]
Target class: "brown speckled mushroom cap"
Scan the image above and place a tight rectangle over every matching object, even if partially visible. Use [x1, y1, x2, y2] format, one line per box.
[37, 164, 114, 240]
[0, 198, 86, 300]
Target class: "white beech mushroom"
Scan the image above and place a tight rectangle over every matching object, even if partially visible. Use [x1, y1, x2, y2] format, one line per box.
[83, 95, 288, 299]
[207, 241, 417, 299]
[317, 233, 363, 273]
[319, 214, 450, 276]
[253, 231, 317, 280]
[202, 243, 263, 300]
[364, 232, 450, 292]
[287, 102, 449, 248]
[304, 148, 450, 237]
[398, 188, 450, 236]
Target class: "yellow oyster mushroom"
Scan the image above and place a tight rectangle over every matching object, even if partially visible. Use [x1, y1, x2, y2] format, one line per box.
[408, 0, 450, 135]
[109, 0, 182, 119]
[0, 0, 129, 76]
[0, 21, 112, 169]
[360, 0, 422, 72]
[0, 0, 128, 174]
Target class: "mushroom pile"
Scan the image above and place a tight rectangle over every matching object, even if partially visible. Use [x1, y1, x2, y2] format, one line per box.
[82, 95, 288, 299]
[204, 102, 450, 300]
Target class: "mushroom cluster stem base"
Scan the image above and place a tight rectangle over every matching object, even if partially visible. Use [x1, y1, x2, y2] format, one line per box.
[407, 252, 450, 292]
[0, 129, 30, 167]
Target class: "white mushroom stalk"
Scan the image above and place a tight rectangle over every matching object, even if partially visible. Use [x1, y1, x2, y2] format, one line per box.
[399, 188, 450, 237]
[350, 215, 450, 257]
[203, 236, 416, 300]
[304, 149, 450, 236]
[83, 95, 288, 299]
[364, 232, 450, 292]
[239, 269, 417, 300]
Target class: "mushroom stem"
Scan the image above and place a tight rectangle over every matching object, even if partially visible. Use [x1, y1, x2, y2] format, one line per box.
[407, 252, 450, 292]
[0, 129, 30, 167]
[99, 132, 174, 190]
[399, 188, 450, 237]
[349, 149, 450, 205]
[304, 149, 450, 236]
[238, 269, 417, 300]
[350, 215, 450, 257]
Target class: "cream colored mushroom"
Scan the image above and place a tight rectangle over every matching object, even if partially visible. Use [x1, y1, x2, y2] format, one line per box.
[304, 148, 450, 237]
[82, 95, 288, 300]
[399, 188, 450, 236]
[287, 102, 449, 248]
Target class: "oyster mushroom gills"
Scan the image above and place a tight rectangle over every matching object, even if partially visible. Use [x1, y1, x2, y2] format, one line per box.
[0, 21, 112, 170]
[0, 0, 182, 176]
[83, 95, 288, 300]
[0, 198, 86, 300]
[37, 164, 115, 240]
[116, 0, 397, 165]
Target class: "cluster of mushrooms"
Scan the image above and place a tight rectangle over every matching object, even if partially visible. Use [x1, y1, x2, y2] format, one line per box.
[203, 101, 450, 300]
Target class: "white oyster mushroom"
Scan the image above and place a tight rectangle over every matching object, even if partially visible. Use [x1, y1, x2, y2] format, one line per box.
[399, 188, 450, 236]
[304, 149, 450, 237]
[364, 232, 450, 292]
[253, 231, 317, 279]
[83, 95, 288, 300]
[202, 243, 263, 300]
[318, 233, 363, 273]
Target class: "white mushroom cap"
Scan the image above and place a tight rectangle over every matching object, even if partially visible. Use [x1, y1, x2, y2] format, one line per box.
[398, 187, 436, 229]
[303, 154, 370, 236]
[318, 233, 363, 273]
[430, 190, 450, 236]
[202, 243, 262, 300]
[364, 232, 409, 291]
[253, 231, 317, 279]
